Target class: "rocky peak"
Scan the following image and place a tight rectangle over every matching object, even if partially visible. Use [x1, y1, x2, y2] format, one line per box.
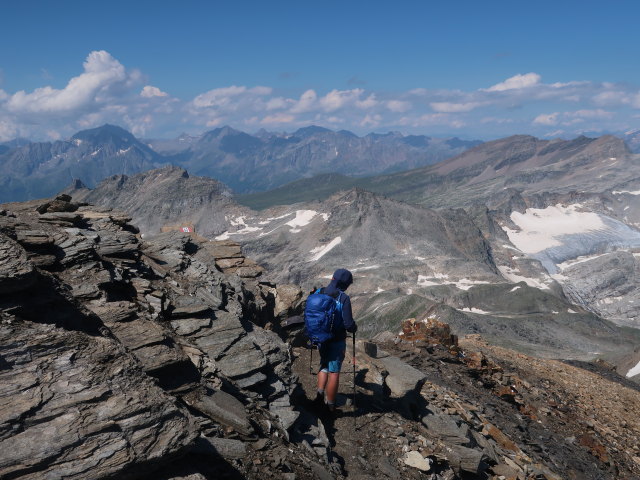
[71, 123, 138, 146]
[293, 125, 333, 138]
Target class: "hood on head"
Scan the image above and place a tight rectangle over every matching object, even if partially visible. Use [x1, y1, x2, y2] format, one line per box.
[329, 268, 353, 291]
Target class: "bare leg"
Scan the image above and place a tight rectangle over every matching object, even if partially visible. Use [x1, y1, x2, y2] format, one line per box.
[325, 373, 340, 404]
[317, 370, 328, 392]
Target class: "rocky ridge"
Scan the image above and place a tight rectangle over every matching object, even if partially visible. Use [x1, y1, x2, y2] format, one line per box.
[0, 195, 309, 479]
[65, 165, 243, 237]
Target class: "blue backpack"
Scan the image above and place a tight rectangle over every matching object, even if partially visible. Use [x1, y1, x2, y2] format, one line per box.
[304, 288, 344, 346]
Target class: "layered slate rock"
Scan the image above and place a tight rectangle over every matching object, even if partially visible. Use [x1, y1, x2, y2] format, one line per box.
[0, 322, 197, 480]
[0, 196, 322, 480]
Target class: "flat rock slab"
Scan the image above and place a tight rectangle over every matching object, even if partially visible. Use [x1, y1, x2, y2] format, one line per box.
[0, 322, 197, 480]
[38, 212, 83, 226]
[403, 451, 432, 472]
[447, 444, 484, 474]
[193, 436, 247, 460]
[216, 336, 267, 379]
[422, 414, 471, 446]
[96, 230, 138, 257]
[190, 390, 252, 436]
[193, 312, 246, 358]
[88, 302, 138, 324]
[171, 317, 212, 336]
[204, 242, 243, 259]
[133, 343, 191, 374]
[235, 371, 268, 389]
[269, 405, 300, 431]
[15, 229, 54, 246]
[378, 355, 427, 398]
[110, 319, 167, 350]
[171, 303, 213, 318]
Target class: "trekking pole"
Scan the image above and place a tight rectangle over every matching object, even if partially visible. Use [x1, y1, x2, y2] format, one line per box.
[309, 341, 313, 375]
[352, 332, 357, 429]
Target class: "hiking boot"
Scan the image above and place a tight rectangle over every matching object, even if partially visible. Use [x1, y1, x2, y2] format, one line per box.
[313, 391, 324, 407]
[326, 403, 336, 413]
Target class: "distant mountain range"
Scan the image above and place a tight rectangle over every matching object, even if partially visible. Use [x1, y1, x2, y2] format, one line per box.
[149, 125, 482, 192]
[239, 134, 637, 209]
[0, 124, 481, 202]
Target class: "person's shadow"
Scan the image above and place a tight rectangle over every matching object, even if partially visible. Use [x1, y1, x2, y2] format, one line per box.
[291, 365, 431, 476]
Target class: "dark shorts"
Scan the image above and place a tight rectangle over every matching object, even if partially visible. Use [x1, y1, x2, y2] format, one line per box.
[319, 339, 346, 373]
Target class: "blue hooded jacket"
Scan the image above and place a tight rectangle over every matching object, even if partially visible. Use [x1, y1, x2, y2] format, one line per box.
[321, 268, 357, 339]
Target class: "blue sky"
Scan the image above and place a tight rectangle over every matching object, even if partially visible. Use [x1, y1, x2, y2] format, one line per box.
[1, 0, 640, 141]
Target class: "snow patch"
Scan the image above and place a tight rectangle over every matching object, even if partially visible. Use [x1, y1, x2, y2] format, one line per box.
[461, 307, 491, 315]
[504, 204, 606, 254]
[417, 274, 490, 290]
[417, 275, 440, 287]
[510, 286, 521, 292]
[557, 253, 609, 271]
[498, 266, 551, 290]
[351, 265, 379, 272]
[455, 279, 491, 290]
[613, 190, 640, 195]
[310, 237, 342, 261]
[626, 360, 640, 378]
[287, 210, 321, 233]
[215, 215, 263, 240]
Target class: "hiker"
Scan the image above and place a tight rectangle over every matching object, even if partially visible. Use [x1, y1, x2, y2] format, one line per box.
[313, 268, 357, 412]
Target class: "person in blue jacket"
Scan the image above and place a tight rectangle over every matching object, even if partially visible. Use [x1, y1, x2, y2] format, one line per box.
[315, 268, 357, 412]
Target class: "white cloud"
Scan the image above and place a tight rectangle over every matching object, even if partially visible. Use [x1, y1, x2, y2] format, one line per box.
[399, 113, 465, 128]
[356, 93, 378, 109]
[534, 109, 613, 128]
[0, 120, 18, 142]
[265, 97, 290, 110]
[430, 101, 485, 113]
[533, 113, 559, 125]
[485, 73, 541, 92]
[566, 109, 613, 119]
[593, 90, 629, 107]
[192, 85, 260, 109]
[2, 50, 640, 141]
[319, 88, 365, 112]
[326, 116, 345, 124]
[140, 85, 168, 98]
[261, 113, 296, 125]
[290, 89, 317, 113]
[7, 51, 130, 114]
[386, 100, 411, 112]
